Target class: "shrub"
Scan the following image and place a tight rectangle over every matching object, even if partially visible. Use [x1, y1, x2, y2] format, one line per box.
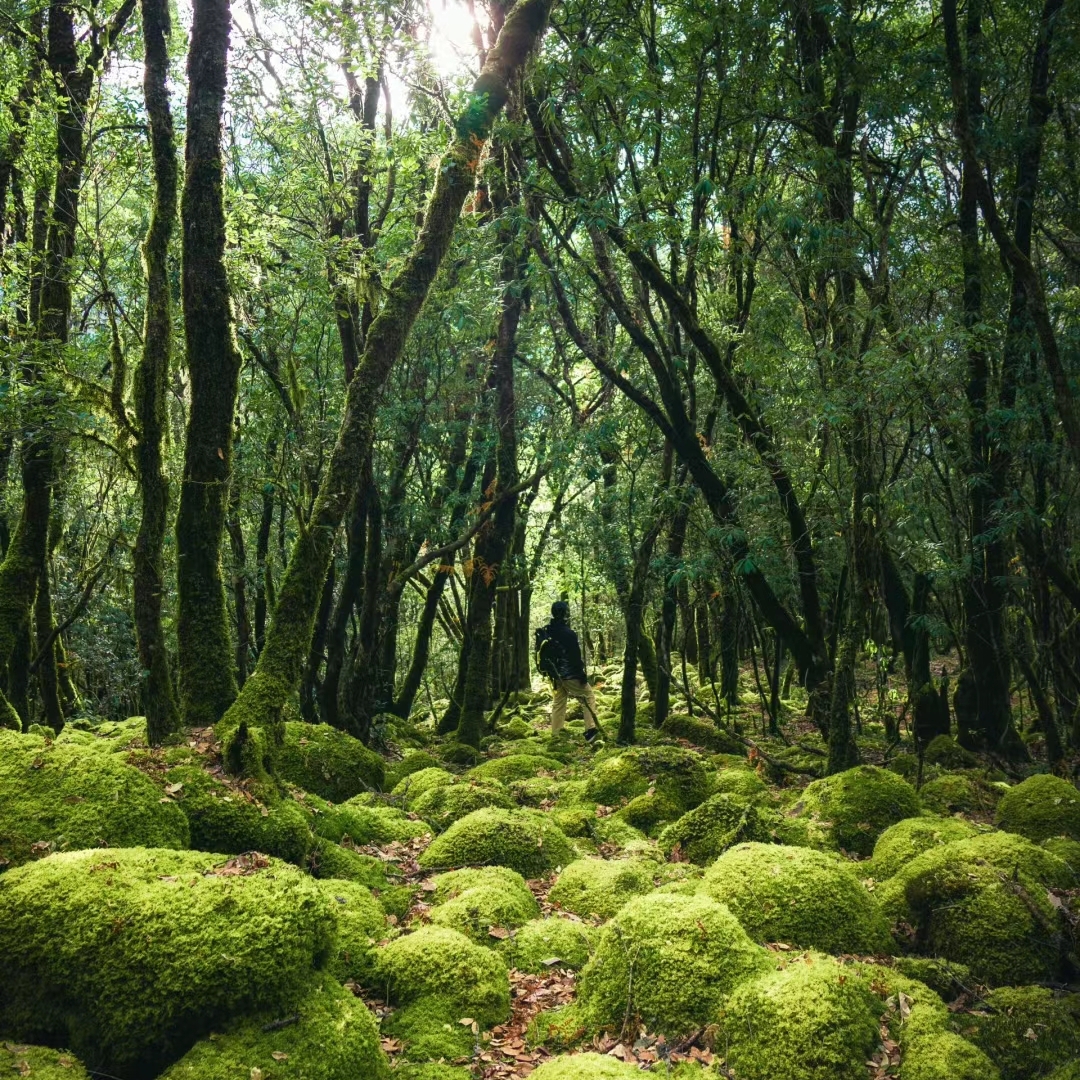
[0, 848, 336, 1078]
[419, 809, 574, 877]
[576, 893, 771, 1037]
[410, 781, 515, 832]
[870, 816, 979, 880]
[158, 975, 389, 1080]
[430, 883, 540, 944]
[548, 857, 655, 919]
[996, 774, 1080, 844]
[467, 755, 564, 783]
[0, 736, 188, 867]
[797, 766, 922, 856]
[276, 722, 384, 801]
[500, 917, 595, 972]
[658, 793, 785, 865]
[701, 842, 893, 954]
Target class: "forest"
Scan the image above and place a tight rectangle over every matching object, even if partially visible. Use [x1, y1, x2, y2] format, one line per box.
[1, 0, 1079, 1076]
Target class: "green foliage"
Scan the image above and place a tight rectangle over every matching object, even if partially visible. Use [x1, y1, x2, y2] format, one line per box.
[418, 808, 573, 877]
[0, 848, 336, 1078]
[996, 774, 1080, 843]
[701, 842, 894, 954]
[576, 892, 771, 1037]
[797, 766, 922, 856]
[158, 975, 390, 1080]
[548, 856, 655, 919]
[0, 731, 189, 867]
[870, 816, 980, 880]
[276, 722, 385, 801]
[429, 883, 540, 943]
[410, 780, 516, 832]
[500, 916, 596, 972]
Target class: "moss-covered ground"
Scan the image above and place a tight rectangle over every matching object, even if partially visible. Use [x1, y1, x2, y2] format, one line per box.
[1, 677, 1077, 1080]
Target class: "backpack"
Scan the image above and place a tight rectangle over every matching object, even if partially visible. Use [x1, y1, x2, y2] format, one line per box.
[534, 624, 567, 681]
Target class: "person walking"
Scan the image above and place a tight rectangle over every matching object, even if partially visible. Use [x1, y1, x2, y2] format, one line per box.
[535, 600, 602, 745]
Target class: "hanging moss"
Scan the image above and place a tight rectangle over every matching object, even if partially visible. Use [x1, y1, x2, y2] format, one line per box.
[0, 848, 336, 1079]
[870, 816, 980, 880]
[315, 879, 387, 985]
[430, 883, 540, 944]
[411, 780, 516, 832]
[0, 1043, 90, 1080]
[275, 722, 384, 801]
[500, 916, 596, 972]
[466, 754, 565, 783]
[165, 765, 312, 863]
[418, 808, 573, 877]
[701, 842, 893, 954]
[158, 975, 390, 1080]
[795, 766, 921, 856]
[584, 746, 710, 811]
[0, 734, 189, 867]
[876, 832, 1074, 985]
[548, 857, 655, 919]
[576, 892, 771, 1038]
[957, 986, 1080, 1080]
[657, 792, 788, 865]
[996, 774, 1080, 843]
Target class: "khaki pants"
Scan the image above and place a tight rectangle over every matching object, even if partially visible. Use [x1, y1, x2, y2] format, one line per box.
[551, 678, 598, 733]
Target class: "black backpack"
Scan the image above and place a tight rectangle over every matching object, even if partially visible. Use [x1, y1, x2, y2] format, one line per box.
[534, 625, 566, 680]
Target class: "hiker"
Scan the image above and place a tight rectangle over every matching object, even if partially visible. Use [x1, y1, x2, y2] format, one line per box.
[535, 600, 602, 745]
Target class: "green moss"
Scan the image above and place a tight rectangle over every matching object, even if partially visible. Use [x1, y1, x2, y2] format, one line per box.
[996, 774, 1080, 843]
[411, 781, 515, 832]
[548, 857, 655, 919]
[590, 815, 652, 855]
[507, 775, 566, 807]
[919, 772, 1003, 816]
[870, 816, 980, 880]
[924, 735, 978, 769]
[315, 878, 386, 985]
[0, 848, 336, 1078]
[797, 766, 922, 856]
[1041, 837, 1080, 880]
[497, 717, 533, 740]
[500, 916, 595, 972]
[877, 832, 1074, 985]
[712, 767, 769, 799]
[385, 751, 443, 791]
[958, 986, 1080, 1080]
[900, 1031, 1001, 1080]
[550, 806, 599, 837]
[392, 767, 457, 809]
[380, 997, 475, 1063]
[439, 742, 481, 767]
[419, 809, 574, 877]
[612, 789, 684, 833]
[430, 883, 540, 943]
[658, 792, 793, 865]
[311, 795, 431, 845]
[576, 892, 771, 1037]
[530, 1054, 642, 1079]
[165, 765, 312, 863]
[0, 1043, 89, 1079]
[892, 957, 974, 1000]
[374, 926, 510, 1026]
[701, 842, 893, 954]
[716, 954, 883, 1080]
[393, 1064, 474, 1080]
[1046, 1066, 1080, 1080]
[309, 834, 395, 885]
[276, 722, 385, 801]
[0, 737, 189, 867]
[660, 714, 744, 754]
[584, 746, 711, 812]
[159, 974, 390, 1080]
[429, 865, 534, 906]
[467, 754, 564, 783]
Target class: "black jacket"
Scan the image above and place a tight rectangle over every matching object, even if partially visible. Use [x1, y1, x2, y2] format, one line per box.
[545, 619, 587, 681]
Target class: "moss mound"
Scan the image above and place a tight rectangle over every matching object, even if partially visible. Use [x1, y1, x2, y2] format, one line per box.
[314, 878, 386, 984]
[467, 754, 564, 783]
[919, 772, 1003, 816]
[576, 892, 770, 1037]
[0, 737, 189, 867]
[374, 926, 510, 1026]
[924, 735, 978, 769]
[410, 781, 515, 832]
[0, 847, 336, 1078]
[660, 714, 744, 754]
[959, 986, 1080, 1080]
[429, 865, 534, 906]
[500, 916, 595, 972]
[658, 792, 786, 865]
[796, 765, 921, 856]
[996, 774, 1080, 843]
[429, 883, 540, 943]
[870, 815, 980, 880]
[0, 1043, 89, 1080]
[892, 956, 973, 1000]
[385, 752, 442, 791]
[158, 975, 389, 1080]
[418, 808, 573, 877]
[701, 842, 893, 954]
[877, 832, 1074, 985]
[275, 722, 384, 801]
[901, 1031, 1001, 1080]
[1042, 836, 1080, 880]
[712, 767, 769, 799]
[310, 795, 430, 846]
[531, 1054, 642, 1079]
[393, 1066, 473, 1080]
[391, 767, 457, 808]
[584, 746, 710, 811]
[548, 857, 655, 919]
[165, 765, 311, 863]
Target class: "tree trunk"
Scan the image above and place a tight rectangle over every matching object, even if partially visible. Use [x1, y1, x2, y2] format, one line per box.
[220, 0, 555, 747]
[175, 0, 241, 726]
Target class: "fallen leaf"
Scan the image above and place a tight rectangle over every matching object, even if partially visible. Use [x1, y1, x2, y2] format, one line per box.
[271, 1051, 289, 1061]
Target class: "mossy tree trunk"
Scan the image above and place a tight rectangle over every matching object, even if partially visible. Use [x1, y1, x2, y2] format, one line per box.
[220, 0, 556, 746]
[654, 497, 690, 728]
[137, 0, 180, 743]
[175, 0, 242, 726]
